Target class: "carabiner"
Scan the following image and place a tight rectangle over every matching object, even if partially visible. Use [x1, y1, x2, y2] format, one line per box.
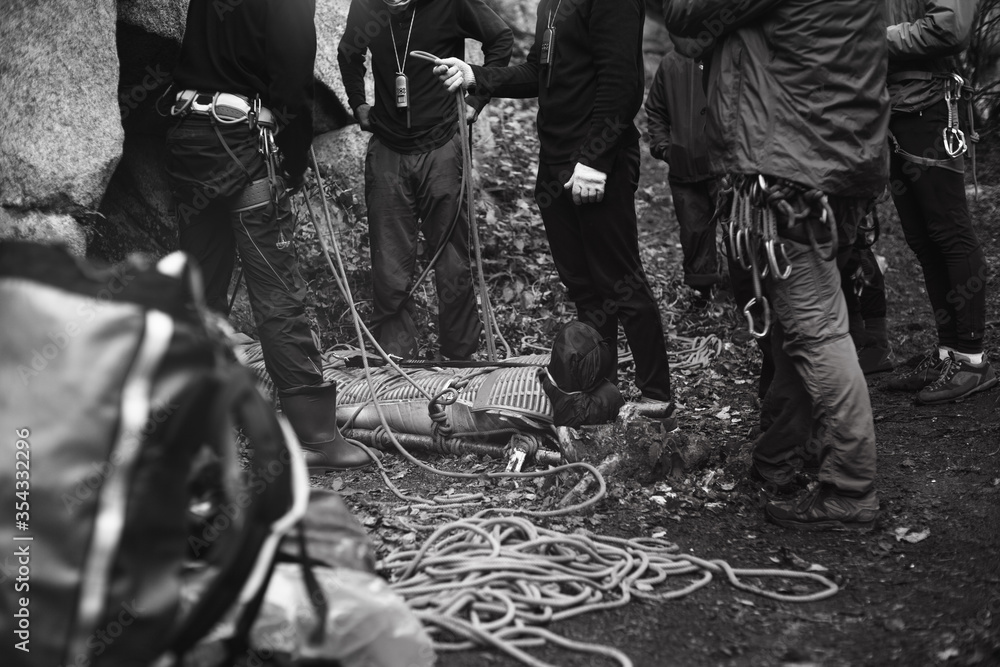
[943, 126, 966, 158]
[806, 203, 838, 262]
[736, 228, 754, 270]
[742, 297, 772, 339]
[766, 239, 792, 280]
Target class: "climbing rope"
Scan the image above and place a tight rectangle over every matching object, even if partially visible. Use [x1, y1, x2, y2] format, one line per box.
[384, 515, 839, 667]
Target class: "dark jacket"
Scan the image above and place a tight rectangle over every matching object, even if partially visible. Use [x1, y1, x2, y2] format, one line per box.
[886, 0, 978, 113]
[470, 0, 646, 174]
[337, 0, 513, 154]
[644, 51, 712, 183]
[173, 0, 316, 179]
[663, 0, 890, 199]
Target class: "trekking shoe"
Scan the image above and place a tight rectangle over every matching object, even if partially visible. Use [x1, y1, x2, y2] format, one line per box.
[765, 484, 878, 531]
[915, 353, 998, 405]
[884, 351, 945, 391]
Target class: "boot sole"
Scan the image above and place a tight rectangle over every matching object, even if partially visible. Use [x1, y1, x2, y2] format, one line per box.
[766, 512, 878, 532]
[916, 376, 1000, 405]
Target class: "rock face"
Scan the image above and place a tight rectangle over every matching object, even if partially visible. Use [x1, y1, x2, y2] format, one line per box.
[0, 0, 123, 255]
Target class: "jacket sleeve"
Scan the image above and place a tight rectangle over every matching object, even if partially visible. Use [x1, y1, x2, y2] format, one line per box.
[266, 0, 317, 180]
[575, 0, 644, 174]
[886, 0, 978, 60]
[644, 59, 672, 162]
[337, 0, 371, 113]
[470, 38, 541, 100]
[459, 0, 515, 112]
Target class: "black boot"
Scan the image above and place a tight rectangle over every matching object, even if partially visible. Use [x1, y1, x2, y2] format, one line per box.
[279, 383, 376, 471]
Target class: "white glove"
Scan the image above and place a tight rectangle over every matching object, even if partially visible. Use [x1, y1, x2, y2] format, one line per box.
[563, 163, 607, 205]
[433, 57, 475, 94]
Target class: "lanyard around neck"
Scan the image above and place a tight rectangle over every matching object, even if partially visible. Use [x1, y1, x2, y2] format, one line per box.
[389, 8, 417, 74]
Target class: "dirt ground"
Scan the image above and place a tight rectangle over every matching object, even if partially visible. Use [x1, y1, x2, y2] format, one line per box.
[301, 104, 1000, 666]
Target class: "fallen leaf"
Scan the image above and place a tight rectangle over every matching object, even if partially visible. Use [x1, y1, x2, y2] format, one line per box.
[937, 647, 960, 661]
[903, 528, 931, 544]
[807, 563, 829, 573]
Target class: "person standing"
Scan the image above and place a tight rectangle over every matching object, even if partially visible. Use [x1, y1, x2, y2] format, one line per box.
[166, 0, 373, 471]
[645, 51, 722, 308]
[882, 0, 996, 404]
[338, 0, 513, 361]
[663, 0, 889, 530]
[433, 0, 675, 406]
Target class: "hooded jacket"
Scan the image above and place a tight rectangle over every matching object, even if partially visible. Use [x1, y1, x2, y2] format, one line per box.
[885, 0, 979, 113]
[662, 0, 890, 199]
[644, 51, 713, 183]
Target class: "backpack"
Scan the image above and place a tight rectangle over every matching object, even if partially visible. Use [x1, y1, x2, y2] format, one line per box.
[0, 241, 309, 667]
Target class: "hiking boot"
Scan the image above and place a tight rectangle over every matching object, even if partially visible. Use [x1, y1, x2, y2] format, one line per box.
[884, 351, 944, 391]
[915, 353, 998, 405]
[765, 484, 878, 531]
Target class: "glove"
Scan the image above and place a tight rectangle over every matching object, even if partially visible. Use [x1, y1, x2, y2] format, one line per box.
[433, 57, 475, 94]
[563, 163, 607, 206]
[465, 101, 481, 124]
[354, 103, 373, 132]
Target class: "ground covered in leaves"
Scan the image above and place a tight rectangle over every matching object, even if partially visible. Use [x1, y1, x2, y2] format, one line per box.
[278, 94, 1000, 667]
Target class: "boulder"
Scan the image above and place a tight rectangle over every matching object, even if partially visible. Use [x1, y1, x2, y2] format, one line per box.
[0, 209, 87, 258]
[0, 0, 123, 215]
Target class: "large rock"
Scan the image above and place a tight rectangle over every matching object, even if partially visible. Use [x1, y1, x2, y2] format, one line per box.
[484, 0, 537, 35]
[0, 209, 87, 257]
[0, 0, 123, 214]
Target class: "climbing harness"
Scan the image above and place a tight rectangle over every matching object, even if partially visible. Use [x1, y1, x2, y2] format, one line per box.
[886, 70, 980, 196]
[721, 174, 839, 338]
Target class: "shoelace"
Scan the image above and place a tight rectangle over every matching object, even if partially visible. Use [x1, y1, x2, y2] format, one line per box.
[924, 354, 959, 390]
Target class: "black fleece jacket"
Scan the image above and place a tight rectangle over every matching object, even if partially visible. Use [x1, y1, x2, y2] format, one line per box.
[470, 0, 645, 173]
[338, 0, 513, 154]
[172, 0, 317, 180]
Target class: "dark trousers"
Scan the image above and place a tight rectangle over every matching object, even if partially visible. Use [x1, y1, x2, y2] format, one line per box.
[534, 143, 672, 402]
[365, 134, 482, 360]
[669, 179, 722, 289]
[165, 115, 323, 390]
[890, 100, 987, 354]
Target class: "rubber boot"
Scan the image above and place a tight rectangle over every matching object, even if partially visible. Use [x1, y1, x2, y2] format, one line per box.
[279, 383, 376, 471]
[857, 316, 893, 375]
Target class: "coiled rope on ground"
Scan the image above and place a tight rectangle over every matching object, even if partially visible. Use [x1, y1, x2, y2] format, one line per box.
[384, 515, 839, 667]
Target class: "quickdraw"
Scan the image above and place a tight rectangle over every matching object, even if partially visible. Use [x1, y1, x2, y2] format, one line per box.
[943, 73, 968, 159]
[722, 175, 840, 338]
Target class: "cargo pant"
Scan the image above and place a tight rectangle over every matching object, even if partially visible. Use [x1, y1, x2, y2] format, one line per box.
[165, 114, 324, 390]
[365, 133, 482, 360]
[752, 197, 877, 497]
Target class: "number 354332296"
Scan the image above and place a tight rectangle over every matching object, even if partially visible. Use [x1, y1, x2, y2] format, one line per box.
[15, 428, 30, 514]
